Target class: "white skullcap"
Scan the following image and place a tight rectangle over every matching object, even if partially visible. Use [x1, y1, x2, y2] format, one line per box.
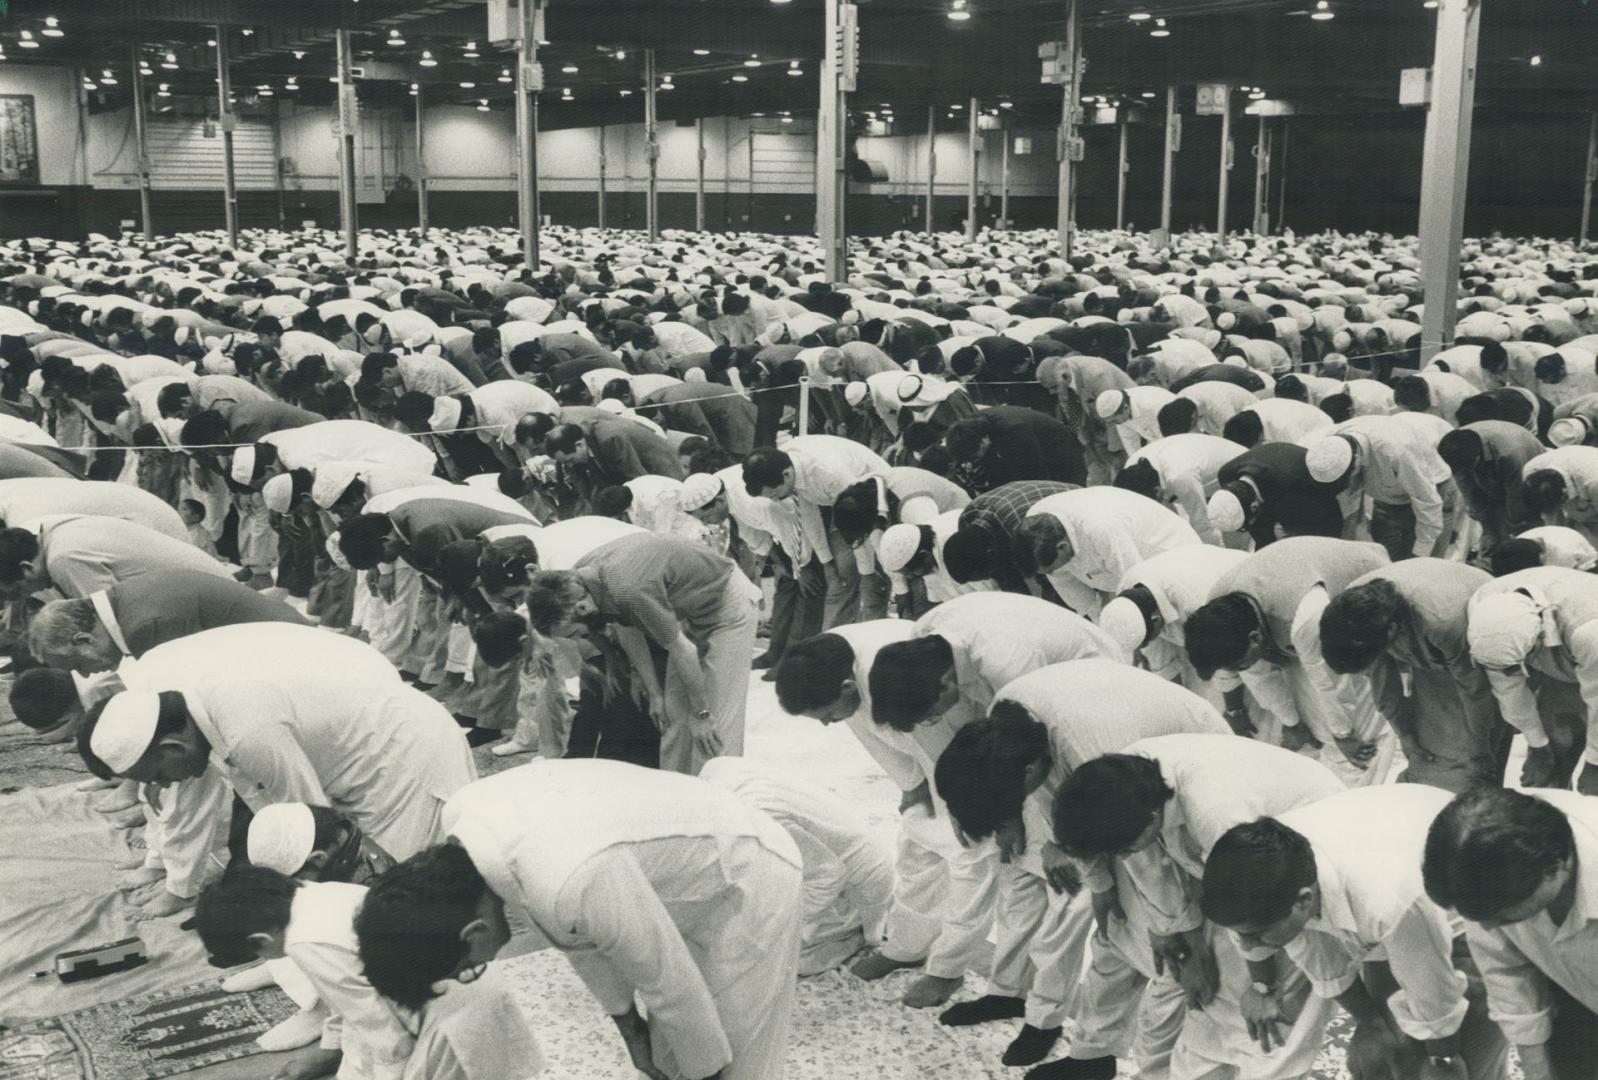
[403, 333, 431, 351]
[311, 462, 360, 510]
[90, 691, 162, 774]
[1549, 417, 1589, 448]
[154, 417, 186, 449]
[1094, 389, 1127, 420]
[1305, 435, 1355, 483]
[877, 523, 923, 574]
[1215, 311, 1237, 331]
[844, 382, 869, 408]
[247, 802, 317, 875]
[1466, 591, 1542, 669]
[325, 531, 351, 570]
[230, 445, 258, 485]
[261, 472, 294, 514]
[596, 398, 626, 414]
[1098, 596, 1149, 655]
[428, 395, 463, 433]
[680, 472, 723, 513]
[25, 370, 44, 400]
[1207, 488, 1247, 534]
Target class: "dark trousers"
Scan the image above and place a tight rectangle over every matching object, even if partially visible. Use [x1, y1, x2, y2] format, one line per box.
[764, 550, 824, 661]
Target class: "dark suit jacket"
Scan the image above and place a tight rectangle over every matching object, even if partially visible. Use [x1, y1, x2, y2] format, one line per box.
[106, 568, 309, 656]
[977, 406, 1086, 487]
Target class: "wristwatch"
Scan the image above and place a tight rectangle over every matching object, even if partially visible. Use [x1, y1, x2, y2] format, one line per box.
[1249, 981, 1273, 996]
[694, 709, 712, 721]
[1428, 1054, 1459, 1069]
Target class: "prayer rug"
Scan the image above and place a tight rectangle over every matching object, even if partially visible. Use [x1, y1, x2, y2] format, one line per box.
[0, 982, 295, 1079]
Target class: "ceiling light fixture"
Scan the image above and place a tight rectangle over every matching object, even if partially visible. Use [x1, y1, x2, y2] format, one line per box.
[241, 27, 254, 36]
[463, 40, 480, 57]
[620, 88, 632, 96]
[162, 50, 178, 69]
[1150, 18, 1170, 36]
[947, 0, 972, 21]
[498, 67, 512, 83]
[1129, 11, 1151, 20]
[459, 80, 476, 88]
[42, 17, 64, 37]
[1141, 90, 1156, 98]
[1310, 1, 1334, 19]
[731, 74, 749, 82]
[157, 83, 172, 97]
[293, 50, 306, 59]
[387, 29, 406, 46]
[788, 60, 803, 76]
[693, 48, 710, 55]
[477, 99, 489, 111]
[561, 64, 579, 73]
[257, 85, 272, 95]
[18, 31, 39, 48]
[100, 68, 117, 85]
[1529, 54, 1543, 66]
[419, 50, 437, 67]
[616, 50, 626, 60]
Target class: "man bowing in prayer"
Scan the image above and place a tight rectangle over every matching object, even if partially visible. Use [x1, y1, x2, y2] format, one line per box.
[356, 759, 803, 1080]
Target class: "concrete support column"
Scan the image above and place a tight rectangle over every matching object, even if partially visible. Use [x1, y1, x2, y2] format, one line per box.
[695, 117, 706, 232]
[129, 42, 154, 241]
[1580, 113, 1596, 244]
[1216, 85, 1232, 242]
[597, 126, 607, 228]
[1417, 0, 1481, 362]
[1056, 0, 1081, 256]
[1115, 119, 1128, 230]
[816, 0, 850, 279]
[1252, 113, 1270, 236]
[334, 28, 357, 260]
[965, 98, 980, 242]
[999, 124, 1010, 230]
[925, 105, 936, 235]
[216, 27, 239, 248]
[514, 0, 542, 269]
[1160, 84, 1177, 238]
[414, 83, 429, 232]
[644, 49, 659, 241]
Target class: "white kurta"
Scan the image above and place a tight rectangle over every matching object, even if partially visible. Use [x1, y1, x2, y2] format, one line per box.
[119, 623, 476, 859]
[444, 760, 802, 1080]
[0, 477, 188, 540]
[265, 420, 439, 475]
[1027, 487, 1204, 616]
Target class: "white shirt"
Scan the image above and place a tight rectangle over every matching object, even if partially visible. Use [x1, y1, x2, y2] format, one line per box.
[0, 477, 187, 540]
[1524, 447, 1598, 530]
[1126, 434, 1246, 543]
[1244, 398, 1334, 444]
[1178, 381, 1259, 436]
[523, 516, 645, 570]
[1027, 487, 1203, 614]
[1318, 414, 1453, 556]
[444, 760, 800, 1080]
[1114, 385, 1179, 455]
[1269, 784, 1469, 1042]
[284, 882, 412, 1080]
[265, 420, 438, 475]
[914, 592, 1125, 713]
[1519, 525, 1598, 570]
[1116, 545, 1252, 656]
[465, 380, 558, 444]
[1463, 789, 1598, 1047]
[781, 435, 890, 565]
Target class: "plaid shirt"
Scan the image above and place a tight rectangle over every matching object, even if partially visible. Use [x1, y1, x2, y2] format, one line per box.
[958, 480, 1074, 542]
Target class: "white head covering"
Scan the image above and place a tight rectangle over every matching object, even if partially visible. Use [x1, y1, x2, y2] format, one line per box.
[247, 803, 317, 876]
[311, 461, 362, 510]
[1549, 417, 1589, 448]
[680, 472, 723, 513]
[596, 398, 627, 414]
[844, 382, 869, 408]
[428, 395, 463, 433]
[1098, 595, 1149, 655]
[229, 445, 258, 485]
[1305, 435, 1355, 483]
[90, 691, 162, 773]
[877, 523, 924, 574]
[1466, 590, 1545, 668]
[1207, 488, 1247, 534]
[1094, 389, 1128, 420]
[261, 472, 294, 514]
[326, 531, 352, 570]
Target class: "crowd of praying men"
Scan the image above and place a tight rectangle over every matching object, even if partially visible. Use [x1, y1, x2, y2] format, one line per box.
[3, 220, 1598, 1080]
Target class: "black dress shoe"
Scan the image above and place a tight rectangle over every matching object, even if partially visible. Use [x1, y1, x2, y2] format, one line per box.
[751, 652, 779, 670]
[1002, 1025, 1062, 1066]
[465, 727, 499, 747]
[939, 994, 1025, 1026]
[1024, 1056, 1116, 1080]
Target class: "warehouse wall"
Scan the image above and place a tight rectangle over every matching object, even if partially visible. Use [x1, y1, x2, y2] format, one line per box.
[0, 62, 1591, 243]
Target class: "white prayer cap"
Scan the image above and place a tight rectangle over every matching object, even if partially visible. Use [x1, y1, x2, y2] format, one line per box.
[325, 531, 351, 570]
[1466, 591, 1542, 669]
[247, 803, 317, 876]
[403, 333, 431, 351]
[90, 691, 161, 774]
[25, 370, 44, 400]
[1098, 596, 1149, 656]
[154, 417, 187, 449]
[1305, 435, 1355, 483]
[596, 398, 627, 415]
[261, 472, 294, 514]
[428, 395, 463, 433]
[1094, 389, 1127, 420]
[1208, 488, 1247, 534]
[311, 461, 361, 510]
[877, 523, 923, 574]
[680, 472, 723, 513]
[844, 382, 869, 408]
[230, 445, 258, 485]
[1215, 311, 1237, 331]
[1549, 417, 1589, 448]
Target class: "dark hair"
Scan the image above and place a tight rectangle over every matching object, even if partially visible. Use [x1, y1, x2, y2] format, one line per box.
[1393, 375, 1431, 413]
[479, 536, 540, 595]
[77, 689, 189, 780]
[1113, 459, 1161, 501]
[355, 843, 488, 1010]
[832, 479, 893, 546]
[524, 570, 588, 635]
[1273, 374, 1307, 402]
[1319, 393, 1354, 424]
[741, 448, 793, 496]
[434, 538, 486, 592]
[773, 633, 857, 715]
[1490, 537, 1545, 577]
[1319, 578, 1405, 674]
[180, 410, 229, 449]
[592, 485, 634, 519]
[360, 352, 399, 381]
[1423, 788, 1575, 921]
[194, 864, 299, 966]
[1200, 818, 1318, 929]
[868, 636, 955, 732]
[337, 513, 396, 571]
[1011, 515, 1066, 577]
[0, 526, 41, 582]
[1222, 409, 1264, 448]
[1052, 753, 1176, 858]
[1436, 428, 1484, 472]
[1524, 469, 1570, 516]
[515, 411, 558, 447]
[1535, 353, 1568, 385]
[944, 418, 987, 461]
[545, 423, 587, 455]
[941, 527, 994, 584]
[1480, 341, 1508, 375]
[933, 700, 1050, 842]
[10, 667, 79, 730]
[393, 391, 437, 432]
[473, 611, 530, 668]
[901, 421, 944, 455]
[1157, 398, 1198, 437]
[1183, 593, 1263, 680]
